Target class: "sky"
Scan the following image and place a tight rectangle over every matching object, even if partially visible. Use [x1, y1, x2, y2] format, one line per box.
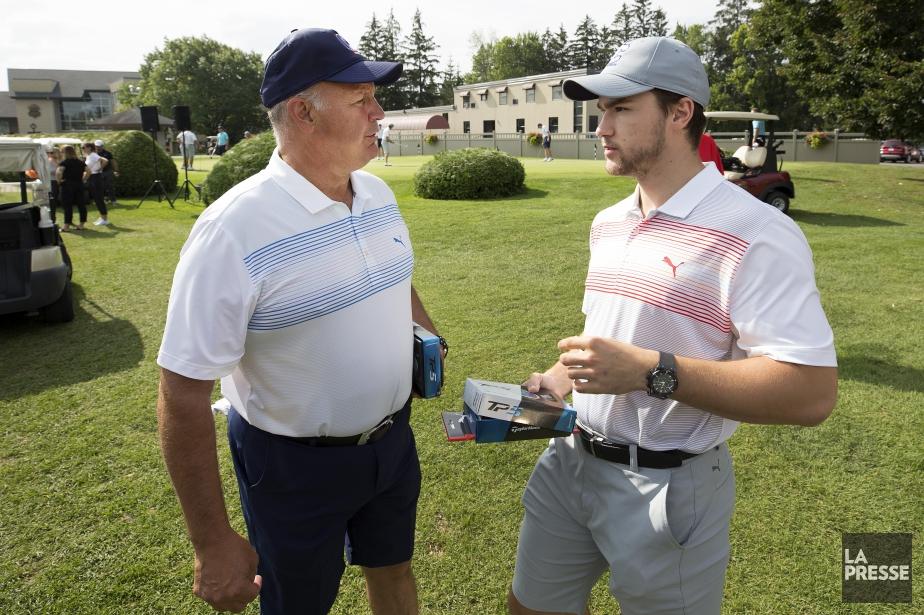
[0, 0, 720, 91]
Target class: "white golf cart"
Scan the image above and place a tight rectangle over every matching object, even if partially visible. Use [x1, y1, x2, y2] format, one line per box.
[0, 137, 74, 322]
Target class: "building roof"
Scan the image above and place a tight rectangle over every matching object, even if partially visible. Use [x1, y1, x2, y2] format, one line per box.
[7, 68, 140, 99]
[382, 115, 450, 131]
[454, 68, 589, 93]
[0, 92, 16, 118]
[93, 108, 174, 129]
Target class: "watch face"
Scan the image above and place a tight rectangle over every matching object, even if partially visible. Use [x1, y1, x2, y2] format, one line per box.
[651, 371, 677, 394]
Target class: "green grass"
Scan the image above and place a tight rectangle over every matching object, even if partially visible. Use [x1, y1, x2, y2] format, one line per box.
[1, 156, 922, 614]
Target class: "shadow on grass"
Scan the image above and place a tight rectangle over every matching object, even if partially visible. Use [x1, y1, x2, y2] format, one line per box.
[792, 176, 838, 183]
[899, 176, 924, 183]
[790, 210, 903, 227]
[837, 344, 924, 393]
[0, 283, 143, 400]
[60, 225, 139, 240]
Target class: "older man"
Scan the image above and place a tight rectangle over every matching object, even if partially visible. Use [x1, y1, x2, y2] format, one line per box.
[508, 37, 837, 615]
[157, 28, 441, 615]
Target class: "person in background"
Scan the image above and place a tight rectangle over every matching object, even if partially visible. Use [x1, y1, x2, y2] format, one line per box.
[216, 126, 230, 156]
[55, 145, 87, 231]
[243, 130, 254, 139]
[698, 132, 725, 174]
[750, 106, 766, 146]
[81, 142, 110, 226]
[176, 129, 199, 169]
[539, 122, 553, 161]
[156, 27, 442, 615]
[376, 122, 385, 160]
[382, 122, 394, 166]
[94, 139, 119, 206]
[44, 146, 60, 223]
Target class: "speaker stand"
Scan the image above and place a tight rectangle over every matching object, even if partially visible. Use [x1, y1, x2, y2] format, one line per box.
[137, 131, 175, 208]
[173, 161, 201, 203]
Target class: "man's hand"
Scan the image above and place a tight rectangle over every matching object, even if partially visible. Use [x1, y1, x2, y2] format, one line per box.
[558, 335, 658, 395]
[523, 365, 573, 401]
[193, 529, 262, 612]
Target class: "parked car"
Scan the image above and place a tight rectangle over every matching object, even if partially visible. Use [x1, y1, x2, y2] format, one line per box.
[879, 139, 917, 163]
[704, 111, 795, 214]
[0, 137, 74, 322]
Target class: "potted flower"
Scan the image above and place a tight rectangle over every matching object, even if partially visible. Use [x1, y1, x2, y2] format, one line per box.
[424, 134, 439, 145]
[805, 130, 829, 150]
[526, 132, 542, 146]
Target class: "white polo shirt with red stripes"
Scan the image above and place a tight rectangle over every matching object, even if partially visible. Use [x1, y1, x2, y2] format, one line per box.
[576, 163, 836, 453]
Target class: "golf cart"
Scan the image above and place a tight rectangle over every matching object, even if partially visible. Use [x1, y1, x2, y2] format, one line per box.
[0, 137, 74, 322]
[704, 111, 795, 214]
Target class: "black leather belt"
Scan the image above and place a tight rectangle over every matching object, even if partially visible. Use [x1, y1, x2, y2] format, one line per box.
[282, 412, 398, 447]
[577, 426, 701, 469]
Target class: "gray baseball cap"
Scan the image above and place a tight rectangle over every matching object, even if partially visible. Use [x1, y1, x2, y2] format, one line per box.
[563, 37, 710, 107]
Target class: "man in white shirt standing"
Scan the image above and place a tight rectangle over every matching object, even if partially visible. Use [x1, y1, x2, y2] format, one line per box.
[157, 28, 442, 615]
[539, 122, 553, 161]
[507, 36, 837, 615]
[176, 129, 198, 169]
[381, 122, 394, 166]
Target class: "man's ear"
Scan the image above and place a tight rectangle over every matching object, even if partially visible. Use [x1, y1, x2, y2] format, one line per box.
[671, 97, 695, 130]
[288, 97, 315, 130]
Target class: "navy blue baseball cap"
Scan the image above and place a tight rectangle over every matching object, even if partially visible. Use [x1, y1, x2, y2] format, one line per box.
[260, 28, 403, 108]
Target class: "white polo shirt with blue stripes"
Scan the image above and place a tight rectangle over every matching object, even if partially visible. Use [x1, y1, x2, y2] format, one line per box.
[158, 149, 414, 437]
[577, 163, 836, 453]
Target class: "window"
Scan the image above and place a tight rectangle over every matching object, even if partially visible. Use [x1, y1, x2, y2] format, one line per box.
[479, 92, 488, 102]
[462, 94, 471, 108]
[526, 88, 535, 103]
[463, 121, 470, 133]
[548, 117, 558, 133]
[573, 100, 583, 132]
[59, 91, 114, 131]
[499, 91, 508, 105]
[551, 85, 563, 100]
[588, 115, 599, 133]
[483, 120, 496, 134]
[516, 118, 525, 133]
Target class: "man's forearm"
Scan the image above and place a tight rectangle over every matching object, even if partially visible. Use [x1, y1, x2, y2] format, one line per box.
[157, 370, 234, 550]
[672, 355, 837, 427]
[410, 285, 438, 335]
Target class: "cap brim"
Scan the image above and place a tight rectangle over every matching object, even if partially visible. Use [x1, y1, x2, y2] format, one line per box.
[329, 60, 403, 87]
[563, 73, 654, 101]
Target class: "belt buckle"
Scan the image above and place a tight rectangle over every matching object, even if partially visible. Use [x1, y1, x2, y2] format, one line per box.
[357, 415, 393, 446]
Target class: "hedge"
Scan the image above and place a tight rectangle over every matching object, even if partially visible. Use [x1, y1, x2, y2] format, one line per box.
[413, 148, 526, 200]
[201, 131, 275, 204]
[2, 130, 177, 196]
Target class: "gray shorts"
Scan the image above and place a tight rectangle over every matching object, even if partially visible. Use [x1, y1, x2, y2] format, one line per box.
[512, 434, 735, 615]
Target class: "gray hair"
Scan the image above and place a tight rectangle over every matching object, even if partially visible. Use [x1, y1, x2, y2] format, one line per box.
[267, 83, 327, 145]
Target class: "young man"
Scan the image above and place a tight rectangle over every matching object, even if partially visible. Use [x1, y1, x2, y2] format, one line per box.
[94, 139, 119, 205]
[539, 122, 553, 161]
[157, 28, 442, 615]
[508, 36, 837, 615]
[176, 129, 198, 169]
[376, 123, 385, 159]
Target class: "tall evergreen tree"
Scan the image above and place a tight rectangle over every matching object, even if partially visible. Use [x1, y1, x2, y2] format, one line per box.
[541, 26, 570, 72]
[705, 0, 754, 113]
[611, 3, 636, 47]
[632, 0, 654, 36]
[401, 10, 441, 108]
[358, 14, 385, 60]
[375, 10, 406, 110]
[649, 9, 669, 36]
[593, 25, 615, 69]
[568, 16, 600, 70]
[438, 59, 464, 105]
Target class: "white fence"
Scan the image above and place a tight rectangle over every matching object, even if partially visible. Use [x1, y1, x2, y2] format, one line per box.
[388, 130, 880, 164]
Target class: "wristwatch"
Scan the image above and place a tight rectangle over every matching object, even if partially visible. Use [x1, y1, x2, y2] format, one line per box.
[437, 335, 449, 357]
[646, 351, 678, 399]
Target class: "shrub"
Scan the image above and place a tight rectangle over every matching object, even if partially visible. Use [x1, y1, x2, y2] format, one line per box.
[201, 131, 275, 204]
[526, 132, 542, 146]
[413, 148, 525, 200]
[3, 130, 177, 196]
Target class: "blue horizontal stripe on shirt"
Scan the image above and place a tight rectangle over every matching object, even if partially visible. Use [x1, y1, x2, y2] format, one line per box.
[244, 205, 403, 279]
[248, 254, 413, 330]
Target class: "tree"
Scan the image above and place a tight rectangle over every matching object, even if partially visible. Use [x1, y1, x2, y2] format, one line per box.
[375, 9, 407, 110]
[121, 36, 267, 141]
[438, 59, 464, 105]
[541, 26, 570, 73]
[752, 0, 924, 138]
[632, 0, 654, 36]
[704, 0, 753, 111]
[568, 16, 601, 70]
[358, 14, 386, 61]
[611, 3, 636, 46]
[401, 9, 441, 108]
[671, 23, 709, 57]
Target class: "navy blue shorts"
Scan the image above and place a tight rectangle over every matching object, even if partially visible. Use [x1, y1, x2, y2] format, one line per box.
[227, 401, 420, 615]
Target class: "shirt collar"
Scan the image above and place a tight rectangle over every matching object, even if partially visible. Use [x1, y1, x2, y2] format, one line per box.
[651, 162, 725, 220]
[267, 148, 370, 215]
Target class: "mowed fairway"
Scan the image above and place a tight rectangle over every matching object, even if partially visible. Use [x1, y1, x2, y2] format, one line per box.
[1, 155, 921, 614]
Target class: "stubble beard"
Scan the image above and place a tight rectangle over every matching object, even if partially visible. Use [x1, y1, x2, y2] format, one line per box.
[605, 116, 667, 179]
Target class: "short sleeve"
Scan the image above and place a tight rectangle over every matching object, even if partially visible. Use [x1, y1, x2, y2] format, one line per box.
[157, 219, 257, 380]
[729, 216, 837, 367]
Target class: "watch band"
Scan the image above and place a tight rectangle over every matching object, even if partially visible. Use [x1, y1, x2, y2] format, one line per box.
[659, 351, 675, 371]
[438, 335, 449, 356]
